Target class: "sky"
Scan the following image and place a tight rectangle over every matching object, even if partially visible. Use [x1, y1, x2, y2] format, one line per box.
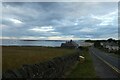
[1, 2, 118, 40]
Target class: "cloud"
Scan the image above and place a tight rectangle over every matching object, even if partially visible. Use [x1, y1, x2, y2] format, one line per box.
[8, 18, 23, 24]
[28, 25, 61, 36]
[79, 27, 97, 33]
[47, 35, 80, 40]
[0, 24, 8, 29]
[0, 36, 47, 40]
[19, 36, 47, 40]
[0, 36, 18, 39]
[1, 2, 118, 40]
[98, 33, 118, 40]
[29, 26, 54, 32]
[91, 9, 118, 26]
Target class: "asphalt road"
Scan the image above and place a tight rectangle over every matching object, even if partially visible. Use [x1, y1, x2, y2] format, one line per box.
[89, 46, 120, 78]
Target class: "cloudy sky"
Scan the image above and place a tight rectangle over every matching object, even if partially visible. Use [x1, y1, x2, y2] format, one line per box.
[1, 2, 118, 40]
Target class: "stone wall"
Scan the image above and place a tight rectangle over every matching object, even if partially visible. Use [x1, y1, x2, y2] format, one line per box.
[2, 52, 79, 78]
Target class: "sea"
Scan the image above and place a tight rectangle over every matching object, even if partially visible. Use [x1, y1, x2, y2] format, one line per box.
[0, 39, 85, 47]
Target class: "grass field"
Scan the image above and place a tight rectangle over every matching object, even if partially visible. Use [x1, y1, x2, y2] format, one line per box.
[0, 46, 2, 78]
[2, 46, 76, 72]
[67, 47, 98, 78]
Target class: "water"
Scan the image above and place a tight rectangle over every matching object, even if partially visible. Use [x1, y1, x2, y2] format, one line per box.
[0, 39, 68, 47]
[0, 39, 86, 47]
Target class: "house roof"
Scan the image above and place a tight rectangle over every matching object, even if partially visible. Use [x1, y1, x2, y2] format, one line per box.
[61, 40, 79, 48]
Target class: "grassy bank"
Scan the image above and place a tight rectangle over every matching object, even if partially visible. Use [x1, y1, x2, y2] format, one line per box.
[67, 47, 98, 78]
[2, 46, 76, 72]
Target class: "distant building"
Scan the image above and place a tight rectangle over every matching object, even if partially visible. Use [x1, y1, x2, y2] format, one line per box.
[61, 40, 79, 48]
[100, 41, 119, 52]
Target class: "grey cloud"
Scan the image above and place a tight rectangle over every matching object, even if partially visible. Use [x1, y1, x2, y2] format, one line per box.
[2, 2, 118, 40]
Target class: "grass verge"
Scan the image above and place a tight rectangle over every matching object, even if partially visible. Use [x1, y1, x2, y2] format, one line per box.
[67, 47, 98, 78]
[2, 46, 76, 72]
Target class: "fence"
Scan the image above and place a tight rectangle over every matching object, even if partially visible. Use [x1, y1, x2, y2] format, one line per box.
[2, 52, 79, 78]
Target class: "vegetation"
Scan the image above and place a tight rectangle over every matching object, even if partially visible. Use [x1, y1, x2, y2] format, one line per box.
[94, 41, 101, 48]
[67, 47, 98, 78]
[2, 46, 76, 72]
[85, 40, 96, 43]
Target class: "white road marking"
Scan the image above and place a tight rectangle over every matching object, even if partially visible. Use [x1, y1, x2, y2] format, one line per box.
[90, 49, 120, 74]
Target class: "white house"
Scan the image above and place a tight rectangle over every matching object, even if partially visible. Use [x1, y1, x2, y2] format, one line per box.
[100, 41, 119, 52]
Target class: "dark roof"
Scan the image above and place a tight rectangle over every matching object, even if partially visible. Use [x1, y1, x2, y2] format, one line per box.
[61, 40, 79, 48]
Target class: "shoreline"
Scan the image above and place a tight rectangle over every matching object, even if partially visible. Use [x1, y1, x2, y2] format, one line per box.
[0, 39, 68, 42]
[1, 45, 60, 47]
[0, 39, 86, 47]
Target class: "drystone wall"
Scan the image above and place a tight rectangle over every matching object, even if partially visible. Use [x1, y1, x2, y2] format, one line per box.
[2, 53, 79, 78]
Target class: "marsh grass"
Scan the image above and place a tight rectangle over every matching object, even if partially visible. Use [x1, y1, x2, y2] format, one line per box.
[2, 46, 76, 72]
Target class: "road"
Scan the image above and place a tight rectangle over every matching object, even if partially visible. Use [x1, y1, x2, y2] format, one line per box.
[89, 46, 120, 78]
